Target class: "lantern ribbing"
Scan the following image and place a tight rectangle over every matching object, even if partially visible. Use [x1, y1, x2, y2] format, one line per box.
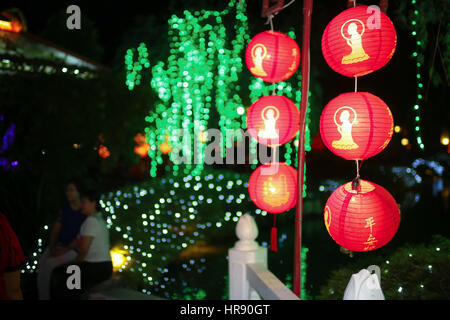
[321, 5, 397, 77]
[320, 4, 400, 255]
[325, 179, 400, 252]
[319, 92, 394, 161]
[246, 7, 301, 256]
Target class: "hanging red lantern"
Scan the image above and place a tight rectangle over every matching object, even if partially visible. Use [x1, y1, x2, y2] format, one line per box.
[159, 134, 172, 155]
[134, 144, 150, 158]
[134, 133, 150, 158]
[246, 95, 300, 146]
[321, 5, 397, 77]
[248, 162, 297, 251]
[319, 92, 394, 160]
[98, 145, 110, 159]
[248, 162, 297, 214]
[245, 31, 301, 83]
[324, 179, 400, 252]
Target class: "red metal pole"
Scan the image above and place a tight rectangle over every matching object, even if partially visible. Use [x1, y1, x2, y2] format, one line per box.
[293, 0, 313, 298]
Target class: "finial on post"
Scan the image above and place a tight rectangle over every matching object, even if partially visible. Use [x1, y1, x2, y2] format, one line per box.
[234, 214, 259, 251]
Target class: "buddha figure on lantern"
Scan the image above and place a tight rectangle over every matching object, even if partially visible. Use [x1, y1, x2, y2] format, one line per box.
[250, 44, 268, 77]
[258, 106, 279, 139]
[341, 20, 370, 65]
[332, 107, 359, 150]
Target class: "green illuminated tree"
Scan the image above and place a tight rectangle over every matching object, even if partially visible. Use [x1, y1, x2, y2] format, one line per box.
[124, 0, 314, 180]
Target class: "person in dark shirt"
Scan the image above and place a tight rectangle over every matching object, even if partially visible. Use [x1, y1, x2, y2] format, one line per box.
[0, 212, 26, 300]
[36, 179, 86, 300]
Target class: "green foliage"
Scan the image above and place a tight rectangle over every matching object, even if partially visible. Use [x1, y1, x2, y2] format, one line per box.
[222, 275, 229, 300]
[137, 0, 251, 177]
[318, 235, 450, 300]
[395, 0, 450, 87]
[171, 287, 207, 300]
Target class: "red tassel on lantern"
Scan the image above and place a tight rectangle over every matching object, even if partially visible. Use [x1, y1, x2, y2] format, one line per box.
[246, 95, 300, 146]
[271, 225, 278, 252]
[245, 31, 301, 83]
[319, 92, 394, 160]
[321, 5, 397, 77]
[324, 179, 400, 252]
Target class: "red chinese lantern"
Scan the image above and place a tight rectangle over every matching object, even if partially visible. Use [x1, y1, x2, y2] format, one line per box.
[321, 5, 397, 77]
[248, 162, 298, 214]
[134, 133, 150, 158]
[0, 18, 23, 33]
[246, 95, 300, 146]
[319, 92, 394, 160]
[159, 134, 172, 155]
[248, 162, 297, 251]
[134, 144, 150, 158]
[324, 179, 400, 252]
[245, 31, 300, 83]
[98, 145, 110, 159]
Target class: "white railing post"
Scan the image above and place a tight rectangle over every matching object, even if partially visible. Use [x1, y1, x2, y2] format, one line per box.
[228, 213, 267, 300]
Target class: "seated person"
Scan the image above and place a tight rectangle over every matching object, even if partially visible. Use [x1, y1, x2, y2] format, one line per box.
[0, 212, 26, 300]
[52, 190, 112, 299]
[37, 180, 86, 300]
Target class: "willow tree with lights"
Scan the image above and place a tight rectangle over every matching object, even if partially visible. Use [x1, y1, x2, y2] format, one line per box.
[124, 0, 312, 178]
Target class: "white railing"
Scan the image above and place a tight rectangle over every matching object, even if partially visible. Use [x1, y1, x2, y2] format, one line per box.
[228, 214, 299, 300]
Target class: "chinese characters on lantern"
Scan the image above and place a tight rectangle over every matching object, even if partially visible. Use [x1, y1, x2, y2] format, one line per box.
[364, 217, 378, 251]
[324, 180, 399, 252]
[248, 162, 298, 214]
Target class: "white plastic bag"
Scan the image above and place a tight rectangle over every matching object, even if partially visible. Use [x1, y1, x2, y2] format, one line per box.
[343, 265, 385, 300]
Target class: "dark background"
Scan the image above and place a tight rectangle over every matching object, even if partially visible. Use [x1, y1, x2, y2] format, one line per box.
[0, 0, 448, 299]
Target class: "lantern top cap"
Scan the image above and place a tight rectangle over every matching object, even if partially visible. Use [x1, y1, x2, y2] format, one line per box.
[255, 94, 296, 101]
[258, 30, 293, 36]
[250, 30, 298, 43]
[343, 179, 375, 194]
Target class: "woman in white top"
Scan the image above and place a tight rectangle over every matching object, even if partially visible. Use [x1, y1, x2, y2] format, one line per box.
[51, 190, 112, 299]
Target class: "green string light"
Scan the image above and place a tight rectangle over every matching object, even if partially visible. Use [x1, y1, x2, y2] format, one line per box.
[410, 0, 425, 150]
[125, 42, 150, 90]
